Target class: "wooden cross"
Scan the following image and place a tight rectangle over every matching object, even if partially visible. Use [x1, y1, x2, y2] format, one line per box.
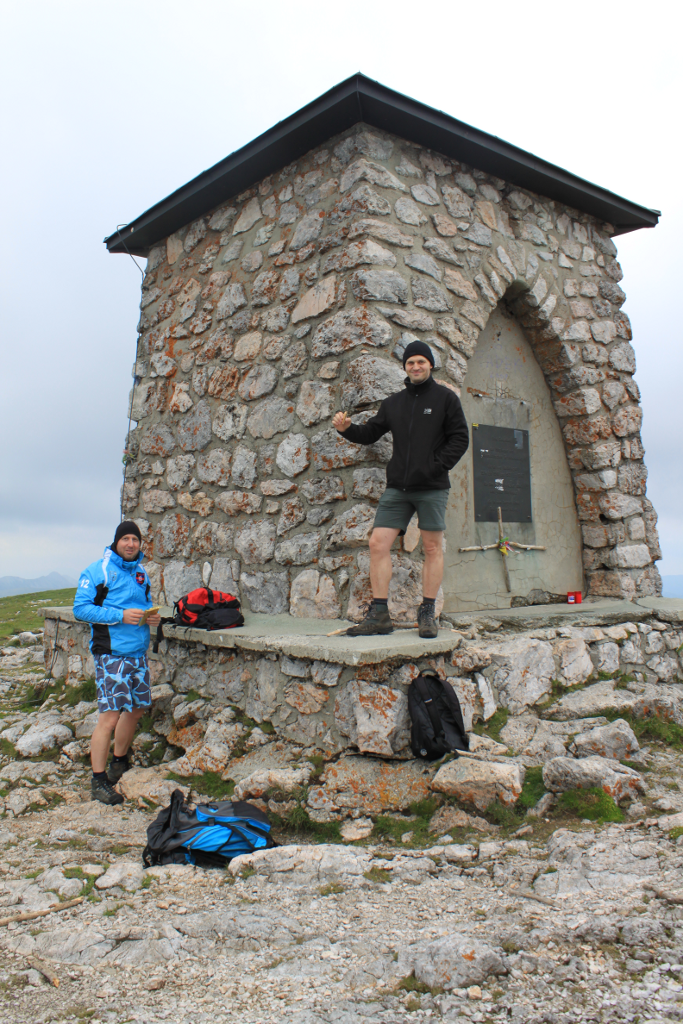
[459, 507, 546, 593]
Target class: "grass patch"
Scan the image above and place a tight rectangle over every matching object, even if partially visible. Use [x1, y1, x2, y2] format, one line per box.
[165, 771, 234, 801]
[0, 588, 77, 640]
[319, 882, 345, 896]
[65, 679, 96, 706]
[0, 739, 16, 758]
[364, 866, 391, 884]
[373, 798, 440, 847]
[305, 754, 326, 782]
[557, 787, 624, 823]
[268, 801, 342, 842]
[615, 673, 635, 689]
[397, 972, 443, 996]
[103, 903, 122, 917]
[473, 708, 509, 743]
[603, 709, 683, 750]
[622, 759, 650, 772]
[110, 844, 131, 856]
[141, 875, 153, 889]
[670, 826, 683, 842]
[239, 866, 256, 879]
[517, 766, 546, 811]
[184, 689, 204, 702]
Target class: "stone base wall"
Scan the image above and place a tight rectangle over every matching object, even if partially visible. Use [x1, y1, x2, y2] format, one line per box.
[44, 606, 683, 779]
[121, 123, 661, 618]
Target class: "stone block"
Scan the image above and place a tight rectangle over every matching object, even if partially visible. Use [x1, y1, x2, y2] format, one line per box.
[240, 571, 289, 614]
[284, 681, 330, 715]
[237, 364, 277, 401]
[276, 496, 306, 535]
[233, 330, 262, 362]
[234, 766, 312, 801]
[431, 759, 525, 811]
[570, 719, 639, 760]
[276, 434, 311, 477]
[411, 275, 452, 312]
[612, 406, 643, 437]
[232, 196, 262, 234]
[300, 476, 346, 504]
[484, 638, 555, 713]
[542, 755, 645, 803]
[196, 449, 231, 486]
[281, 340, 308, 378]
[140, 424, 176, 457]
[289, 209, 325, 250]
[212, 401, 249, 442]
[289, 569, 340, 619]
[290, 275, 336, 322]
[275, 532, 321, 566]
[234, 520, 276, 564]
[352, 467, 385, 502]
[413, 934, 506, 992]
[307, 756, 431, 818]
[247, 396, 295, 439]
[215, 490, 262, 516]
[607, 544, 651, 569]
[347, 218, 413, 247]
[340, 354, 405, 412]
[310, 306, 392, 357]
[325, 504, 375, 549]
[335, 682, 410, 758]
[156, 513, 191, 558]
[555, 638, 594, 686]
[296, 381, 335, 426]
[351, 268, 408, 303]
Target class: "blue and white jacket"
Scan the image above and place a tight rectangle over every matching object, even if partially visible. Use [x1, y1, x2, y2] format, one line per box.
[73, 547, 153, 656]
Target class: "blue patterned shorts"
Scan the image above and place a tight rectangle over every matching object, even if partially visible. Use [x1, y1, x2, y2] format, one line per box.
[94, 654, 151, 713]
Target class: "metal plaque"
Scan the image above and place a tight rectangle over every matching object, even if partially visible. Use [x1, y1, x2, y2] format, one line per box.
[472, 424, 532, 522]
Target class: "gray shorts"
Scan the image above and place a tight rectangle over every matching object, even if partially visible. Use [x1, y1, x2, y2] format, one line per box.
[373, 488, 449, 534]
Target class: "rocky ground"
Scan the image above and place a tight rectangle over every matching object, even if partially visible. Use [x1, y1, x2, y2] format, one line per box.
[1, 632, 683, 1023]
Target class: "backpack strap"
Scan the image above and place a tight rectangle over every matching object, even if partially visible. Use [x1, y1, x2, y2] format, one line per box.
[152, 616, 174, 654]
[414, 675, 444, 740]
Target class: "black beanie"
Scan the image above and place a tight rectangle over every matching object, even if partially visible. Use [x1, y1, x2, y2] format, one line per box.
[402, 340, 435, 368]
[112, 520, 142, 551]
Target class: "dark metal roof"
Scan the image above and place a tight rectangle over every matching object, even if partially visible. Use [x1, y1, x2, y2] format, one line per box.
[105, 73, 660, 257]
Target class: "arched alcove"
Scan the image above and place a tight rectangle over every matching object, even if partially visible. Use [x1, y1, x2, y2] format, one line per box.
[443, 305, 583, 612]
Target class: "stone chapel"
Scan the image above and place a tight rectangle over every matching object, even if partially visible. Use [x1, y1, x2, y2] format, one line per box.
[106, 74, 662, 619]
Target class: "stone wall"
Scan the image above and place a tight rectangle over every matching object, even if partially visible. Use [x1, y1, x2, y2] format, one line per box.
[122, 123, 661, 617]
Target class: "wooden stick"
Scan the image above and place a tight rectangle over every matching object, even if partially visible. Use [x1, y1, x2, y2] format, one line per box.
[509, 542, 546, 552]
[516, 889, 558, 909]
[458, 544, 499, 552]
[325, 627, 348, 636]
[0, 896, 83, 927]
[26, 957, 59, 987]
[497, 507, 511, 593]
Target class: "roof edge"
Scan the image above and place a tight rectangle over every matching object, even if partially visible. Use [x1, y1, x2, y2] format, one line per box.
[105, 73, 659, 257]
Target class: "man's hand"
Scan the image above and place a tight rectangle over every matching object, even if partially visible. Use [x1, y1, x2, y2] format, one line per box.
[146, 613, 162, 627]
[333, 411, 352, 432]
[122, 608, 144, 625]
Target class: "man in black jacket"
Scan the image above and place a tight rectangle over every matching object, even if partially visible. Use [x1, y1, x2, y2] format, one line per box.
[332, 340, 469, 638]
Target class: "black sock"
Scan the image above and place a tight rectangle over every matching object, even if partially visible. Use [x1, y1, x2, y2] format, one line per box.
[421, 598, 436, 612]
[372, 598, 388, 607]
[92, 770, 108, 782]
[112, 753, 129, 763]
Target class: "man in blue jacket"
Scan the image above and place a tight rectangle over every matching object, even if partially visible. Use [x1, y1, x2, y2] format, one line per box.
[74, 522, 161, 805]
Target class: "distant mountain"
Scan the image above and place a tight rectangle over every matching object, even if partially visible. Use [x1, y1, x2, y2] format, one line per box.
[0, 573, 78, 598]
[662, 576, 683, 599]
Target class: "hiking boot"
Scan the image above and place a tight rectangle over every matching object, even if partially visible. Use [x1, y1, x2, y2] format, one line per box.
[91, 775, 124, 806]
[418, 603, 439, 639]
[107, 757, 130, 785]
[346, 603, 394, 636]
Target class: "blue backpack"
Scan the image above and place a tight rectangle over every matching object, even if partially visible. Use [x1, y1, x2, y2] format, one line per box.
[143, 789, 276, 868]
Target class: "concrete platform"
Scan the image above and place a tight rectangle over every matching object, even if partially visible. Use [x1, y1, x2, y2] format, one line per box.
[43, 596, 683, 668]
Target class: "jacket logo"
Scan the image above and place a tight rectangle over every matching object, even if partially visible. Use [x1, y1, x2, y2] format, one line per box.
[423, 408, 432, 414]
[79, 579, 89, 588]
[136, 571, 145, 586]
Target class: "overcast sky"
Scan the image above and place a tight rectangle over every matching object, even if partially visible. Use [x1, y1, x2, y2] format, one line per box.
[1, 1, 681, 583]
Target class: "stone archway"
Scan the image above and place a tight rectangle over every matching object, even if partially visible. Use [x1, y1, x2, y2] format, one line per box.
[443, 305, 583, 611]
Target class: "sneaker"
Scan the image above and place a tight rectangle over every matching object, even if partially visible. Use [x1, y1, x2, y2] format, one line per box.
[346, 603, 394, 636]
[107, 757, 130, 785]
[418, 604, 439, 639]
[91, 775, 124, 806]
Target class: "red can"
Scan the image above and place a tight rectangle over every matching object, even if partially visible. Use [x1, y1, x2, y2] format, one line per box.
[567, 591, 582, 604]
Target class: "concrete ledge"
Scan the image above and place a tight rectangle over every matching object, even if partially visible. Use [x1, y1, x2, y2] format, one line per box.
[445, 597, 683, 630]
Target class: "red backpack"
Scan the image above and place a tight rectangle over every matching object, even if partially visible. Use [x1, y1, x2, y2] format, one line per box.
[153, 587, 244, 652]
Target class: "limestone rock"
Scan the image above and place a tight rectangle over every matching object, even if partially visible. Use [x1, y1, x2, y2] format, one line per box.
[39, 867, 83, 899]
[308, 756, 431, 818]
[340, 818, 374, 841]
[233, 196, 262, 235]
[233, 766, 312, 801]
[413, 934, 506, 992]
[277, 496, 307, 535]
[276, 433, 311, 477]
[325, 504, 375, 549]
[351, 268, 408, 304]
[176, 400, 212, 451]
[311, 420, 391, 471]
[428, 805, 472, 833]
[247, 397, 295, 439]
[289, 570, 340, 619]
[240, 571, 289, 614]
[301, 476, 346, 504]
[275, 533, 321, 566]
[352, 467, 385, 502]
[448, 675, 497, 732]
[15, 721, 73, 757]
[281, 340, 308, 378]
[340, 355, 405, 411]
[570, 719, 639, 760]
[228, 843, 372, 885]
[347, 551, 437, 626]
[431, 758, 525, 811]
[234, 520, 276, 564]
[311, 306, 392, 358]
[347, 218, 413, 247]
[196, 448, 231, 486]
[542, 755, 645, 803]
[311, 660, 343, 688]
[485, 638, 555, 713]
[289, 209, 325, 251]
[411, 276, 452, 312]
[546, 680, 638, 720]
[162, 561, 203, 604]
[340, 157, 406, 194]
[95, 861, 145, 891]
[395, 196, 428, 226]
[451, 647, 492, 673]
[555, 638, 595, 686]
[291, 275, 336, 323]
[214, 490, 262, 516]
[284, 681, 330, 714]
[237, 364, 277, 401]
[296, 381, 335, 426]
[335, 680, 410, 758]
[212, 401, 249, 442]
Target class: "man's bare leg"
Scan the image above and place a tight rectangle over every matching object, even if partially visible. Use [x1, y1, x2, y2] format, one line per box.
[346, 527, 400, 635]
[420, 530, 444, 599]
[90, 711, 120, 774]
[369, 527, 401, 598]
[113, 708, 146, 758]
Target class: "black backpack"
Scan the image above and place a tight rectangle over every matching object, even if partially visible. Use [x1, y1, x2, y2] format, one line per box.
[408, 671, 470, 761]
[142, 789, 276, 869]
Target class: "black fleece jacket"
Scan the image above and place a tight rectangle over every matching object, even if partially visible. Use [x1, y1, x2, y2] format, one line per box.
[340, 375, 469, 491]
